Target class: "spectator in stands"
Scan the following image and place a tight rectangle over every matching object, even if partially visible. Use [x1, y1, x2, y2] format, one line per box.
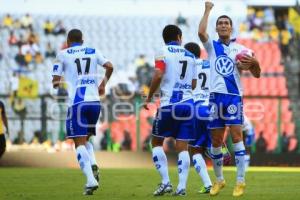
[13, 18, 21, 29]
[256, 131, 267, 153]
[175, 12, 188, 27]
[43, 19, 55, 35]
[53, 20, 66, 35]
[279, 29, 292, 61]
[2, 14, 13, 29]
[9, 72, 19, 102]
[264, 7, 275, 25]
[45, 42, 56, 58]
[15, 47, 26, 67]
[16, 34, 26, 48]
[281, 131, 290, 153]
[20, 13, 33, 29]
[0, 45, 3, 61]
[8, 30, 18, 46]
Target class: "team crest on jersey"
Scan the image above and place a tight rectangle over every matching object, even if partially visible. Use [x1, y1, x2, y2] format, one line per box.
[227, 104, 237, 114]
[215, 55, 234, 76]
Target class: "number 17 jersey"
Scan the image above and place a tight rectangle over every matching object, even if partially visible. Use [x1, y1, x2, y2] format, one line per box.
[52, 44, 109, 106]
[155, 42, 197, 107]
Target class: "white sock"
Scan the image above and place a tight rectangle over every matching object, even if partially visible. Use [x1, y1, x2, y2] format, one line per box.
[177, 151, 190, 190]
[76, 145, 98, 186]
[244, 154, 250, 170]
[211, 146, 224, 182]
[233, 141, 246, 183]
[192, 154, 212, 187]
[86, 141, 98, 166]
[152, 146, 170, 184]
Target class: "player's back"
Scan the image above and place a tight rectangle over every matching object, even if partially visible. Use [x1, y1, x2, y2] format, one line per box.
[193, 58, 210, 105]
[56, 44, 107, 106]
[159, 43, 196, 107]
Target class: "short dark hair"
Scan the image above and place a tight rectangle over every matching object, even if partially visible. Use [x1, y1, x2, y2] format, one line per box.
[162, 25, 182, 43]
[216, 15, 233, 26]
[67, 29, 83, 43]
[184, 42, 201, 58]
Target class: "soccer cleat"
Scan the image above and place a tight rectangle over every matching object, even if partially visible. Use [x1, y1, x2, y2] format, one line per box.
[92, 165, 100, 183]
[210, 180, 226, 196]
[153, 182, 173, 196]
[173, 189, 186, 196]
[198, 185, 212, 194]
[232, 182, 246, 197]
[83, 185, 98, 195]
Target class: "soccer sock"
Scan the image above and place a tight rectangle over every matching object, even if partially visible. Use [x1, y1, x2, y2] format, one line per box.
[192, 154, 212, 187]
[177, 151, 190, 190]
[233, 141, 246, 183]
[244, 154, 250, 170]
[211, 146, 224, 182]
[76, 145, 97, 186]
[152, 146, 170, 185]
[85, 141, 98, 166]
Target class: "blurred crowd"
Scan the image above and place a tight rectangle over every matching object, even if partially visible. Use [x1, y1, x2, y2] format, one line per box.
[239, 7, 297, 62]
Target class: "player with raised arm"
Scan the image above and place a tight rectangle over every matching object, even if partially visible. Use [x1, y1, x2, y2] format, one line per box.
[198, 1, 261, 197]
[144, 25, 197, 196]
[52, 29, 113, 195]
[184, 42, 212, 194]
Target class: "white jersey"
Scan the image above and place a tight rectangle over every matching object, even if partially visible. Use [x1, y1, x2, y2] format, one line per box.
[203, 38, 252, 96]
[52, 44, 109, 106]
[243, 116, 254, 136]
[155, 42, 197, 107]
[193, 58, 210, 106]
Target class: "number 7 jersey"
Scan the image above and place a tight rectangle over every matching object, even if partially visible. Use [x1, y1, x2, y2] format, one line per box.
[155, 42, 197, 107]
[52, 44, 109, 106]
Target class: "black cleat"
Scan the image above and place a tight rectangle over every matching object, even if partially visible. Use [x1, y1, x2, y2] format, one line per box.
[92, 165, 100, 183]
[83, 185, 98, 195]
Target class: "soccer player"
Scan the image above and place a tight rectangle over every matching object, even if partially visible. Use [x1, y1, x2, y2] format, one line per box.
[52, 29, 113, 195]
[242, 115, 255, 170]
[184, 42, 212, 194]
[198, 1, 261, 197]
[143, 25, 197, 196]
[0, 100, 9, 159]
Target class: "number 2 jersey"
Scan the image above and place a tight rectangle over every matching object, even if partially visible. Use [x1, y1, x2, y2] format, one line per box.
[52, 44, 109, 106]
[155, 42, 197, 107]
[193, 58, 210, 105]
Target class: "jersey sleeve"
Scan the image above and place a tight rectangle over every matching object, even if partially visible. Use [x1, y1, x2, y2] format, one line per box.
[202, 36, 214, 55]
[52, 51, 64, 76]
[96, 49, 109, 66]
[154, 48, 166, 72]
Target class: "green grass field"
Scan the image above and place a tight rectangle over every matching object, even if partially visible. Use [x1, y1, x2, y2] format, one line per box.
[0, 167, 300, 200]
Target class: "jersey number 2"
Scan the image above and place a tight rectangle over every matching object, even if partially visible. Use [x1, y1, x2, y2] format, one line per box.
[75, 57, 91, 75]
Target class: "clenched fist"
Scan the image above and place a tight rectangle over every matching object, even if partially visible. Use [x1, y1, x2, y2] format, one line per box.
[205, 1, 214, 10]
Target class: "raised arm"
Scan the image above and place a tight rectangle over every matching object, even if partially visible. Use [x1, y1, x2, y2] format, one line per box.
[198, 1, 214, 42]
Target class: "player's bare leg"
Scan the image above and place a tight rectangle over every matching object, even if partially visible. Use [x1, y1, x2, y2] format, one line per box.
[74, 136, 98, 195]
[151, 136, 172, 196]
[173, 140, 189, 196]
[210, 128, 226, 196]
[190, 146, 212, 193]
[86, 134, 100, 183]
[230, 125, 246, 197]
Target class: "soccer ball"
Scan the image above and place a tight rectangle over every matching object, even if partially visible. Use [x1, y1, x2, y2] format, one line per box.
[235, 49, 254, 62]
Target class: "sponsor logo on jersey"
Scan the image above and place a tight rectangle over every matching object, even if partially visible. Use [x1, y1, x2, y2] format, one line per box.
[67, 48, 86, 54]
[53, 64, 59, 72]
[80, 79, 96, 85]
[215, 55, 234, 76]
[167, 46, 185, 53]
[174, 82, 192, 89]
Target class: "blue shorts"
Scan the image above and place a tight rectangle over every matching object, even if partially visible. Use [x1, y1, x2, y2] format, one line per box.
[189, 101, 211, 148]
[152, 99, 195, 141]
[208, 92, 243, 129]
[66, 101, 101, 138]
